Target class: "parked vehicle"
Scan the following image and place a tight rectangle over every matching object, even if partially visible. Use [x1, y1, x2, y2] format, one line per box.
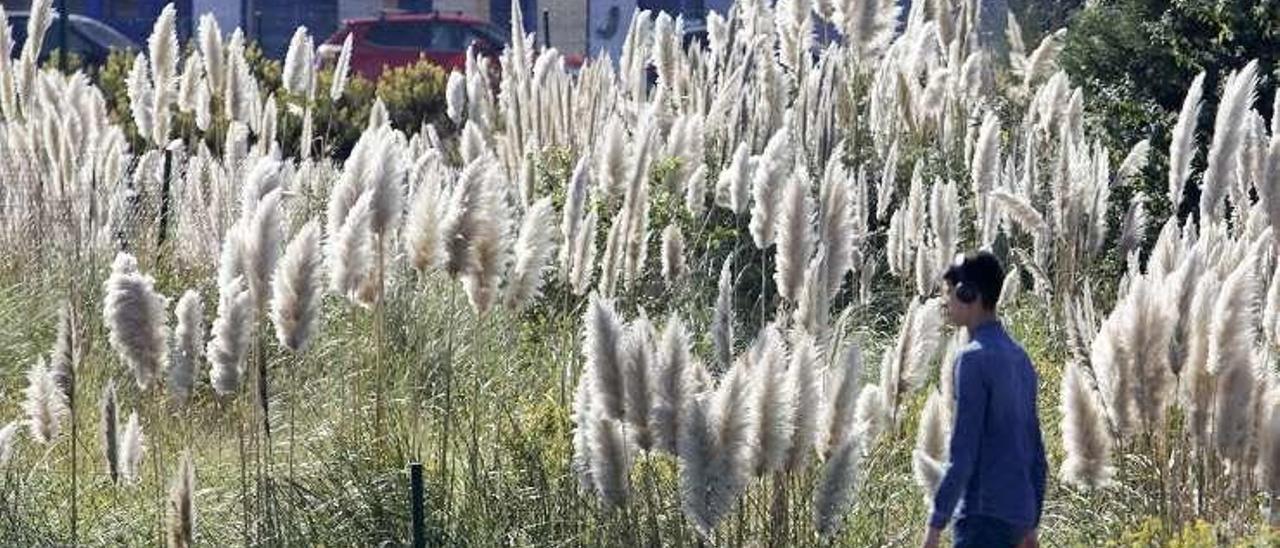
[8, 12, 138, 67]
[319, 11, 583, 81]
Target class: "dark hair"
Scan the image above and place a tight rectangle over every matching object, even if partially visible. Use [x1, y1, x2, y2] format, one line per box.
[942, 251, 1004, 310]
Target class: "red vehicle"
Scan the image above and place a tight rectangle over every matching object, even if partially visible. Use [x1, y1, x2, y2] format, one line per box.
[320, 11, 581, 80]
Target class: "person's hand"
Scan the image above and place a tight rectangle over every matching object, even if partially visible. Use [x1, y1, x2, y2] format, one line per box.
[922, 526, 942, 548]
[1018, 528, 1039, 548]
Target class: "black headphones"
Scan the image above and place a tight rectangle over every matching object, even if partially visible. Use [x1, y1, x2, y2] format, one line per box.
[950, 253, 980, 304]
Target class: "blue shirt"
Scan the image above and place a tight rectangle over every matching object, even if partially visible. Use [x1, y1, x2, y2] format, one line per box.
[929, 319, 1047, 531]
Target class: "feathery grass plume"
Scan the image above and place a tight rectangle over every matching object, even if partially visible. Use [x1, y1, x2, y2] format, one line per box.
[819, 156, 853, 295]
[1181, 271, 1222, 444]
[685, 164, 708, 218]
[775, 173, 815, 302]
[147, 3, 178, 146]
[1059, 360, 1114, 488]
[970, 112, 1000, 228]
[100, 380, 119, 482]
[623, 314, 656, 450]
[244, 188, 284, 307]
[197, 14, 224, 97]
[821, 341, 863, 457]
[652, 315, 692, 455]
[752, 325, 794, 475]
[405, 159, 445, 273]
[680, 357, 758, 538]
[120, 410, 144, 484]
[282, 26, 314, 96]
[750, 127, 792, 248]
[660, 224, 686, 286]
[712, 254, 735, 374]
[931, 180, 958, 274]
[560, 156, 590, 275]
[588, 414, 632, 510]
[223, 34, 253, 125]
[585, 294, 626, 421]
[998, 267, 1022, 310]
[1119, 193, 1149, 258]
[596, 116, 628, 205]
[1261, 136, 1280, 238]
[126, 52, 155, 144]
[50, 302, 77, 399]
[620, 129, 654, 288]
[24, 358, 66, 445]
[17, 0, 51, 105]
[887, 298, 946, 413]
[446, 70, 466, 125]
[715, 142, 751, 214]
[837, 0, 899, 60]
[787, 330, 821, 471]
[813, 436, 863, 539]
[854, 383, 887, 442]
[272, 221, 323, 352]
[0, 7, 15, 120]
[176, 54, 203, 114]
[330, 33, 354, 101]
[1021, 29, 1065, 90]
[328, 191, 374, 302]
[1116, 139, 1150, 185]
[1261, 399, 1280, 519]
[167, 450, 195, 548]
[0, 421, 17, 467]
[170, 291, 204, 404]
[1119, 274, 1177, 435]
[506, 197, 558, 310]
[570, 210, 598, 295]
[1210, 256, 1260, 462]
[104, 252, 170, 391]
[571, 368, 595, 491]
[796, 247, 832, 336]
[991, 189, 1047, 236]
[913, 390, 950, 499]
[441, 157, 493, 277]
[458, 173, 507, 315]
[207, 276, 253, 396]
[1199, 61, 1259, 225]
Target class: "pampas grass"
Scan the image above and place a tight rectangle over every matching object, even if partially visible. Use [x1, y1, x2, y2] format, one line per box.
[750, 127, 792, 249]
[272, 221, 323, 352]
[103, 252, 170, 391]
[712, 254, 734, 373]
[912, 391, 949, 499]
[208, 276, 253, 396]
[100, 381, 119, 483]
[171, 291, 204, 404]
[167, 450, 196, 548]
[1059, 360, 1113, 488]
[752, 326, 794, 475]
[24, 358, 66, 445]
[774, 174, 815, 303]
[0, 421, 17, 467]
[813, 437, 863, 538]
[679, 357, 757, 538]
[652, 316, 692, 455]
[330, 33, 353, 101]
[506, 197, 558, 310]
[787, 330, 821, 471]
[1200, 61, 1259, 225]
[585, 295, 626, 421]
[622, 314, 656, 450]
[120, 410, 145, 485]
[660, 224, 686, 286]
[821, 341, 862, 457]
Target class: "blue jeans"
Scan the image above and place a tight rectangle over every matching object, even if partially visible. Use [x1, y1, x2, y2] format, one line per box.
[954, 515, 1028, 548]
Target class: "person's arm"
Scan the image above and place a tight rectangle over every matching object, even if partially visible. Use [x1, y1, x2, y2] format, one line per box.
[928, 351, 988, 530]
[1031, 376, 1047, 527]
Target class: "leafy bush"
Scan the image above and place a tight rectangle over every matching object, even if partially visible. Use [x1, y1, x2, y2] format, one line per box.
[1060, 0, 1280, 219]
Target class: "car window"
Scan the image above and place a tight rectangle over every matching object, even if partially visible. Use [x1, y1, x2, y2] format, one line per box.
[365, 21, 434, 49]
[432, 23, 469, 51]
[9, 17, 95, 56]
[73, 18, 136, 50]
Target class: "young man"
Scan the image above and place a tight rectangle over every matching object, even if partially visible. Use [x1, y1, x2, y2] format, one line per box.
[922, 251, 1046, 548]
